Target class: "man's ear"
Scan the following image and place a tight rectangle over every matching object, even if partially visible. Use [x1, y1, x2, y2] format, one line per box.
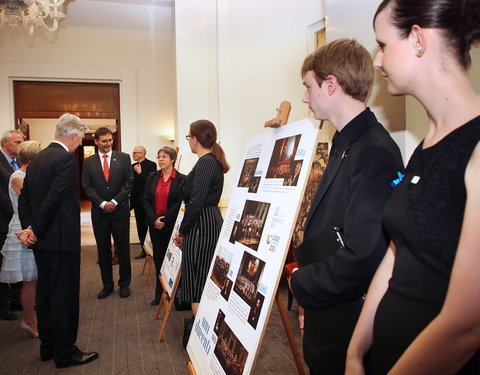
[324, 74, 338, 95]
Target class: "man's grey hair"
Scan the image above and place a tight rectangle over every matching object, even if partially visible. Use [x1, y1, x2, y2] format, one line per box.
[1, 129, 23, 143]
[55, 113, 88, 138]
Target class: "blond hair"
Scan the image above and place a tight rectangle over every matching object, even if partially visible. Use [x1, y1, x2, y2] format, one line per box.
[17, 140, 43, 165]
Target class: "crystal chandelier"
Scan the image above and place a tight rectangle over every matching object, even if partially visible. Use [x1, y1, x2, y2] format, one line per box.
[0, 0, 65, 35]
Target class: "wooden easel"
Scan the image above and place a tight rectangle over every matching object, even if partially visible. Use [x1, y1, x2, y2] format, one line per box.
[264, 100, 291, 128]
[187, 361, 197, 375]
[154, 270, 182, 342]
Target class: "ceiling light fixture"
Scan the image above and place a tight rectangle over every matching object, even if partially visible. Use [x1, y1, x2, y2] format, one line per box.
[0, 0, 65, 35]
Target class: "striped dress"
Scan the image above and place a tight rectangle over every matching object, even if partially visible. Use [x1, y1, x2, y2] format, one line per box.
[179, 153, 224, 302]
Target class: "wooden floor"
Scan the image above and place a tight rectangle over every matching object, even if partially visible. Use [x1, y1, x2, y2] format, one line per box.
[0, 204, 306, 375]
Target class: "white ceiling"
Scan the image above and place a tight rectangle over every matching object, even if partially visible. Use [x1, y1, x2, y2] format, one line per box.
[61, 0, 173, 30]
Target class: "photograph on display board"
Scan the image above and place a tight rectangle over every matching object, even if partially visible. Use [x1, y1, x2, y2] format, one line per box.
[233, 252, 266, 306]
[282, 159, 303, 186]
[237, 157, 260, 189]
[229, 221, 241, 244]
[247, 292, 265, 329]
[220, 278, 233, 301]
[265, 134, 302, 181]
[236, 200, 270, 251]
[290, 142, 329, 250]
[214, 309, 226, 335]
[214, 319, 249, 375]
[248, 176, 261, 193]
[211, 247, 234, 289]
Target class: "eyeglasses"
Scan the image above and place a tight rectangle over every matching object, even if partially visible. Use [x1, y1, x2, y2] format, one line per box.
[185, 135, 192, 140]
[132, 152, 142, 154]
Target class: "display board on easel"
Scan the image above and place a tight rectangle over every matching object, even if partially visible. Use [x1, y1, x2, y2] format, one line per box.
[155, 203, 185, 342]
[186, 118, 320, 375]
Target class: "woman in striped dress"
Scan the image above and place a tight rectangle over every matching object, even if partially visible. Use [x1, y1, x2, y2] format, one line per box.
[174, 119, 229, 320]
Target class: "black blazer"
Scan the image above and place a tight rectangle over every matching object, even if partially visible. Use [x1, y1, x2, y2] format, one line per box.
[0, 151, 14, 237]
[82, 151, 134, 222]
[143, 169, 185, 229]
[18, 143, 80, 253]
[130, 158, 157, 209]
[291, 109, 404, 309]
[289, 109, 403, 374]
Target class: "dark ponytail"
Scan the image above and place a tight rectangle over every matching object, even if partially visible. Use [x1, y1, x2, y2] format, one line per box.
[190, 119, 230, 173]
[374, 0, 480, 68]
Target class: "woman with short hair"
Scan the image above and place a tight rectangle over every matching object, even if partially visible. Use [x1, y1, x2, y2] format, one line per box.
[0, 140, 43, 338]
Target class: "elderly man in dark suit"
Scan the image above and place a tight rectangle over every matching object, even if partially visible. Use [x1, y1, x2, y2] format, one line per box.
[288, 39, 404, 375]
[0, 129, 23, 321]
[82, 127, 133, 299]
[18, 113, 98, 369]
[130, 145, 156, 259]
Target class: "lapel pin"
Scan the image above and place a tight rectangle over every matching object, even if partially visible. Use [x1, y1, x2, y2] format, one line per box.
[390, 171, 404, 188]
[411, 175, 420, 184]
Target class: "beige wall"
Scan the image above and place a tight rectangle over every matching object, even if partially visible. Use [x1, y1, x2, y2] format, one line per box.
[326, 0, 480, 163]
[0, 7, 175, 161]
[325, 0, 407, 162]
[174, 0, 323, 203]
[1, 0, 479, 180]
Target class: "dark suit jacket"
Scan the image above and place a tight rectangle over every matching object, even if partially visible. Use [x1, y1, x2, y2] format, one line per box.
[290, 108, 404, 373]
[82, 151, 133, 222]
[130, 158, 156, 209]
[143, 169, 185, 230]
[18, 143, 80, 253]
[0, 151, 14, 239]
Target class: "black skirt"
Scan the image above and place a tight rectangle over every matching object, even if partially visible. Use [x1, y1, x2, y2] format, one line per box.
[368, 288, 480, 374]
[181, 206, 222, 303]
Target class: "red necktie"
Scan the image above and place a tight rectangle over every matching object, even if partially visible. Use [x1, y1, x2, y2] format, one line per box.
[103, 154, 109, 181]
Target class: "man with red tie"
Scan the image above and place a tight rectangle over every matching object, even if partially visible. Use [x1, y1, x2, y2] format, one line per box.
[82, 127, 133, 299]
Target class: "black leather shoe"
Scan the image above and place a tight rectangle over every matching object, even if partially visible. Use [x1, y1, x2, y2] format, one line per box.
[0, 309, 17, 321]
[119, 287, 130, 298]
[55, 347, 99, 369]
[134, 252, 146, 259]
[150, 297, 160, 306]
[97, 287, 114, 299]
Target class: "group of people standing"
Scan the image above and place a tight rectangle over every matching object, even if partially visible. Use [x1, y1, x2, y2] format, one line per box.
[1, 0, 479, 373]
[0, 113, 229, 369]
[290, 0, 480, 374]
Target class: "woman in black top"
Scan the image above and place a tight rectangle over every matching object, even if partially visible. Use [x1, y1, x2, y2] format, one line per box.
[173, 120, 229, 317]
[346, 1, 480, 374]
[143, 146, 185, 306]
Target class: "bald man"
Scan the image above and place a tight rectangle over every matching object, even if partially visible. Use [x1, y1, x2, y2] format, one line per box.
[130, 146, 156, 259]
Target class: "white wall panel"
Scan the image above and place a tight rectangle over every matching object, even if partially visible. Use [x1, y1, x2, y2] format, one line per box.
[174, 0, 323, 203]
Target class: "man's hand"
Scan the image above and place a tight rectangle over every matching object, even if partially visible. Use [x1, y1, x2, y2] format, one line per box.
[133, 164, 142, 174]
[103, 201, 116, 213]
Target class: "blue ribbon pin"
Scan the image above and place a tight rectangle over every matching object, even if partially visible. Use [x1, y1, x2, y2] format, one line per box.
[390, 171, 404, 188]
